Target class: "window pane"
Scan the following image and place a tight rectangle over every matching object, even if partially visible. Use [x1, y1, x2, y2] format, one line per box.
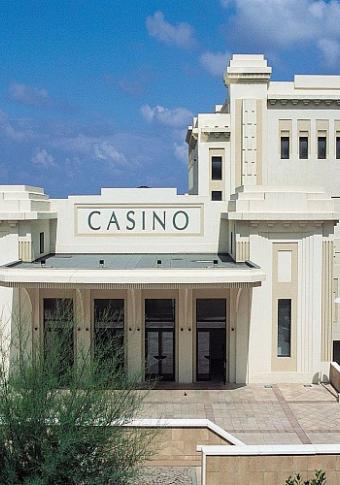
[94, 299, 124, 328]
[281, 137, 289, 159]
[336, 137, 340, 159]
[94, 299, 124, 369]
[277, 299, 291, 357]
[211, 156, 222, 180]
[318, 137, 327, 159]
[211, 191, 222, 201]
[299, 137, 308, 159]
[196, 299, 226, 329]
[145, 299, 175, 328]
[43, 298, 74, 386]
[39, 232, 45, 254]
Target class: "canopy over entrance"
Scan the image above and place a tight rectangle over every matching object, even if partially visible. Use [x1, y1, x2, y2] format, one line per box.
[0, 253, 265, 288]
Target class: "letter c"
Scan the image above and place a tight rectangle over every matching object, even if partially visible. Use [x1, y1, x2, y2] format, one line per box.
[88, 211, 101, 231]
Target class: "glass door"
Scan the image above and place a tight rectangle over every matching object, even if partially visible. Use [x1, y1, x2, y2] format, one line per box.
[196, 299, 226, 382]
[43, 298, 74, 386]
[145, 299, 175, 381]
[94, 299, 124, 369]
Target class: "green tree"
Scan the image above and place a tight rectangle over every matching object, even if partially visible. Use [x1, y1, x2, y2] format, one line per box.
[286, 469, 327, 485]
[0, 304, 153, 484]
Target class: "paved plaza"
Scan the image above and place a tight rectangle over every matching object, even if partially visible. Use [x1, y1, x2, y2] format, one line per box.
[141, 384, 340, 445]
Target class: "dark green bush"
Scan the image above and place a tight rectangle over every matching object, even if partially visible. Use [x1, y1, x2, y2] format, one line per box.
[0, 311, 153, 484]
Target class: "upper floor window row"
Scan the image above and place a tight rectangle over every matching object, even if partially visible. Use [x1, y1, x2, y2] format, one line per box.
[280, 134, 340, 160]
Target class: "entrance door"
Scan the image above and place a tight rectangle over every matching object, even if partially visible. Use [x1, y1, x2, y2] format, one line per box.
[43, 298, 74, 387]
[93, 299, 124, 369]
[145, 299, 175, 381]
[196, 299, 226, 382]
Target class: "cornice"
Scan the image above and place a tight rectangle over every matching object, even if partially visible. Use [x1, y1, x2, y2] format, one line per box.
[268, 98, 340, 107]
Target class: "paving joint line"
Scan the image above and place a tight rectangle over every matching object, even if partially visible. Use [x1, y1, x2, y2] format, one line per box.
[272, 385, 312, 444]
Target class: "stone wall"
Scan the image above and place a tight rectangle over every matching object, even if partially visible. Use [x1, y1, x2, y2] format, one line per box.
[145, 427, 229, 467]
[205, 453, 340, 485]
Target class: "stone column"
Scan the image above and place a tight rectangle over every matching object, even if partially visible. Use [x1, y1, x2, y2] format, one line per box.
[235, 287, 251, 384]
[127, 288, 143, 380]
[25, 287, 40, 350]
[228, 288, 238, 383]
[178, 288, 193, 383]
[75, 289, 91, 361]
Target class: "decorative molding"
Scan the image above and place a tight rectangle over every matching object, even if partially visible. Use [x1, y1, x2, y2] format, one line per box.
[236, 240, 250, 262]
[268, 98, 340, 107]
[0, 281, 260, 289]
[18, 240, 32, 262]
[321, 240, 334, 362]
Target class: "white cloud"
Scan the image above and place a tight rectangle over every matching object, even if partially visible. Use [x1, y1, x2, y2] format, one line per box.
[141, 104, 192, 128]
[220, 0, 340, 67]
[146, 11, 196, 48]
[8, 83, 50, 107]
[93, 141, 129, 168]
[31, 148, 55, 167]
[200, 51, 230, 76]
[318, 38, 340, 67]
[174, 141, 187, 163]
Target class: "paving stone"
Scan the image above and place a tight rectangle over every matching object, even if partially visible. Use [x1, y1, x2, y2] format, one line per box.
[141, 384, 340, 445]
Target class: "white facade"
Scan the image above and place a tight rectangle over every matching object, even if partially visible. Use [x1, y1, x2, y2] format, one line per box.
[1, 54, 340, 384]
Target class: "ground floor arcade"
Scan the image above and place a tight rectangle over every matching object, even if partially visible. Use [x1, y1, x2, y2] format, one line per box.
[6, 285, 256, 384]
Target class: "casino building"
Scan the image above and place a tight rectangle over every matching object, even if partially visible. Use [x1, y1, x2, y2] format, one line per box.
[1, 54, 340, 385]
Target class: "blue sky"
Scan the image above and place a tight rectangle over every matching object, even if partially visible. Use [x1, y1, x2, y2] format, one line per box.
[1, 0, 340, 197]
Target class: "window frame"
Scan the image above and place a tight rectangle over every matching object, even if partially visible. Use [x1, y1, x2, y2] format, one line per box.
[299, 136, 308, 160]
[39, 232, 45, 254]
[336, 136, 340, 160]
[280, 136, 290, 160]
[211, 191, 222, 201]
[317, 136, 327, 159]
[211, 156, 223, 181]
[277, 298, 292, 358]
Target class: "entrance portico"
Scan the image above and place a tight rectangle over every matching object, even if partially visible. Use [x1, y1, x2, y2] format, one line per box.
[0, 253, 264, 385]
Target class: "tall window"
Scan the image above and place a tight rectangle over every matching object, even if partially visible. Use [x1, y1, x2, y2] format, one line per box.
[280, 137, 290, 159]
[318, 136, 327, 159]
[44, 298, 74, 385]
[336, 137, 340, 159]
[145, 299, 175, 381]
[211, 156, 222, 180]
[277, 299, 291, 357]
[39, 232, 45, 254]
[299, 137, 308, 159]
[94, 299, 124, 369]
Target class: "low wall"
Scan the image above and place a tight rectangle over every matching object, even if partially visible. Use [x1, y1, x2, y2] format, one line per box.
[330, 361, 340, 394]
[199, 444, 340, 485]
[125, 419, 242, 467]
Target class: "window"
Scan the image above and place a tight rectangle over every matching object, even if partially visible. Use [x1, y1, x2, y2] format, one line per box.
[145, 299, 175, 381]
[211, 156, 222, 180]
[211, 191, 222, 201]
[39, 232, 45, 254]
[336, 137, 340, 159]
[280, 137, 289, 159]
[94, 299, 124, 370]
[44, 298, 74, 385]
[277, 299, 291, 357]
[318, 136, 327, 159]
[333, 341, 340, 365]
[299, 137, 308, 159]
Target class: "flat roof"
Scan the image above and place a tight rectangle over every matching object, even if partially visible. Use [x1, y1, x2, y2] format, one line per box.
[8, 253, 252, 270]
